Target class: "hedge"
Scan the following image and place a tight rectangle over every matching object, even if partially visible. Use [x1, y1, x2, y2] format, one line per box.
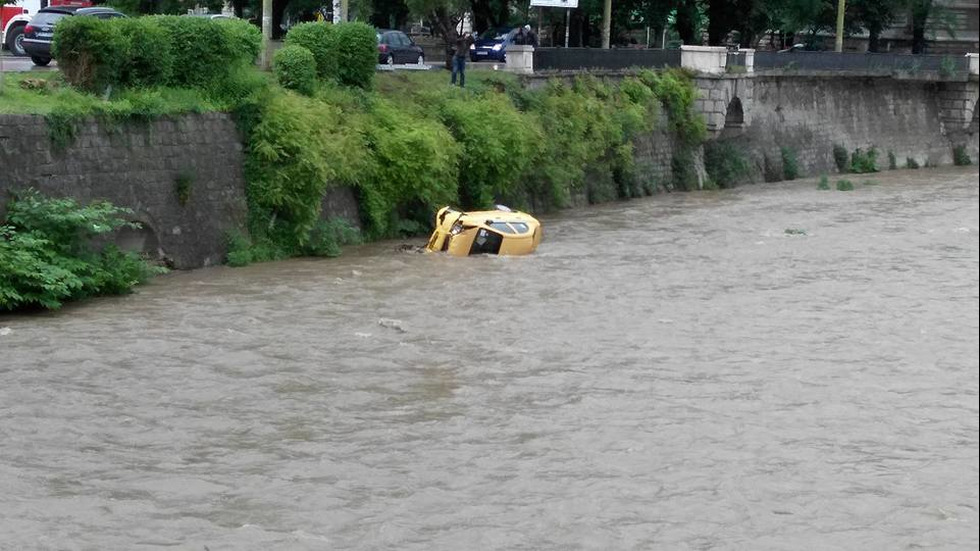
[284, 22, 337, 80]
[274, 45, 317, 96]
[51, 16, 128, 93]
[52, 15, 261, 92]
[284, 22, 377, 89]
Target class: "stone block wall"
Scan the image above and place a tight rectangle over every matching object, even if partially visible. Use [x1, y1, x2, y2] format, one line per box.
[0, 113, 248, 269]
[725, 75, 978, 178]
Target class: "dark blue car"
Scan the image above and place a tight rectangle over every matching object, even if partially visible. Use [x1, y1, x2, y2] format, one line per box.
[469, 28, 517, 62]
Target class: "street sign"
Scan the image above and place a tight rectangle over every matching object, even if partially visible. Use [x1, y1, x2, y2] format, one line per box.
[529, 0, 578, 8]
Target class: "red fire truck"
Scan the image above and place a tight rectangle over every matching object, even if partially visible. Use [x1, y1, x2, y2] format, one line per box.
[2, 0, 90, 56]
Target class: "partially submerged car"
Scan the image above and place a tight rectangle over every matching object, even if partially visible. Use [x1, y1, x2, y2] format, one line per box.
[426, 206, 541, 256]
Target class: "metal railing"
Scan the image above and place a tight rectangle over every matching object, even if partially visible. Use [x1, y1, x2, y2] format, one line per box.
[753, 51, 970, 78]
[533, 48, 682, 72]
[726, 51, 749, 71]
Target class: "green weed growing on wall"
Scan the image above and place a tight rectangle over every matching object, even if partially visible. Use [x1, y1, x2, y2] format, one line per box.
[850, 147, 879, 173]
[781, 147, 799, 180]
[833, 144, 849, 173]
[953, 145, 972, 166]
[704, 140, 751, 188]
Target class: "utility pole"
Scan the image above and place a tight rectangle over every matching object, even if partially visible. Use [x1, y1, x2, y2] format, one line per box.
[261, 0, 273, 69]
[835, 0, 845, 52]
[601, 0, 611, 49]
[341, 0, 348, 21]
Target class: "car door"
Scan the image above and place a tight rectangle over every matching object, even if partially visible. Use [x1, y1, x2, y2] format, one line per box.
[380, 32, 397, 63]
[394, 31, 414, 63]
[387, 31, 404, 63]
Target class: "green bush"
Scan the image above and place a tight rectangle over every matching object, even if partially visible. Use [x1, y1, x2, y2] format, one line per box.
[953, 145, 972, 166]
[704, 140, 751, 188]
[638, 68, 706, 145]
[331, 22, 378, 89]
[781, 146, 799, 180]
[887, 150, 897, 170]
[671, 148, 700, 191]
[274, 45, 317, 96]
[219, 18, 262, 65]
[113, 18, 173, 88]
[0, 189, 160, 310]
[284, 22, 337, 79]
[52, 16, 128, 92]
[850, 147, 878, 173]
[153, 16, 254, 88]
[52, 16, 259, 93]
[833, 144, 849, 173]
[360, 97, 460, 237]
[302, 218, 363, 257]
[817, 174, 830, 189]
[438, 93, 539, 208]
[244, 91, 372, 244]
[516, 76, 660, 209]
[906, 157, 920, 169]
[836, 179, 854, 191]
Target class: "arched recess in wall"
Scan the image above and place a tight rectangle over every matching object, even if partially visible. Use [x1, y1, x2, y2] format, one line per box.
[115, 221, 161, 261]
[725, 97, 745, 128]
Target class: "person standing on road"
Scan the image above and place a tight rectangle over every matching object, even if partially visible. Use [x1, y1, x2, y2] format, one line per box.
[451, 31, 474, 87]
[523, 24, 538, 47]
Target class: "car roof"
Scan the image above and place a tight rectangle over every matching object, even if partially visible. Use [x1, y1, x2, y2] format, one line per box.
[37, 6, 122, 15]
[75, 7, 124, 15]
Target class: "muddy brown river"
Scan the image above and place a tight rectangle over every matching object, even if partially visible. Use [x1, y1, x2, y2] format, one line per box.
[2, 168, 978, 550]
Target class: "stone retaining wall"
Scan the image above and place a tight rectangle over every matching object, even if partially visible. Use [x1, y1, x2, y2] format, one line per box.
[0, 113, 248, 269]
[726, 75, 978, 179]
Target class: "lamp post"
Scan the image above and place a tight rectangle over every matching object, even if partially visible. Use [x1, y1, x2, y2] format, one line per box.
[261, 0, 273, 69]
[601, 0, 611, 49]
[835, 0, 845, 52]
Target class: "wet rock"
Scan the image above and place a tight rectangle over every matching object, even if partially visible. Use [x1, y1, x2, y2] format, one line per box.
[378, 318, 406, 333]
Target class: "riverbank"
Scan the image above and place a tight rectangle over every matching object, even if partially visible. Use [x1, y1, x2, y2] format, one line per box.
[2, 65, 978, 278]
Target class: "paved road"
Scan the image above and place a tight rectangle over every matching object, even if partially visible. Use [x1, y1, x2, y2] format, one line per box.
[0, 53, 54, 72]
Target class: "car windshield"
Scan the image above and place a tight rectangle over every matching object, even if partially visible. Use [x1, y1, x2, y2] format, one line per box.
[30, 12, 70, 26]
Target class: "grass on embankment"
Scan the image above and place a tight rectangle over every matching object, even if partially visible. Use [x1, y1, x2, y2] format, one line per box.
[0, 67, 516, 115]
[0, 71, 230, 115]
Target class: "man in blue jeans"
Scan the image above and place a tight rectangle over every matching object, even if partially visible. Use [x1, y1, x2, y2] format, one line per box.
[451, 32, 475, 87]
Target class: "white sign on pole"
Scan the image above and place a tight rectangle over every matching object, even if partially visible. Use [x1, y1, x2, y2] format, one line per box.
[529, 0, 578, 8]
[333, 0, 342, 23]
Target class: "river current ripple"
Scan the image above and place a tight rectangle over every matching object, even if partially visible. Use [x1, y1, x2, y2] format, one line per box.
[2, 168, 978, 550]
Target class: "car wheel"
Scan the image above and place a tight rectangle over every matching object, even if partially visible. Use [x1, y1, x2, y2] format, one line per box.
[385, 54, 394, 66]
[31, 56, 51, 67]
[5, 25, 27, 57]
[416, 53, 424, 66]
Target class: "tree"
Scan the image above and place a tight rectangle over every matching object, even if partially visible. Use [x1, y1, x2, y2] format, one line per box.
[849, 0, 896, 51]
[470, 0, 511, 34]
[405, 0, 468, 66]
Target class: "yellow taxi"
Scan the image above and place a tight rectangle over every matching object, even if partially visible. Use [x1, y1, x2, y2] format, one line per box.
[425, 206, 542, 256]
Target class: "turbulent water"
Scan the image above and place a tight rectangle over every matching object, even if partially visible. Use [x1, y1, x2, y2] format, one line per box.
[2, 168, 978, 550]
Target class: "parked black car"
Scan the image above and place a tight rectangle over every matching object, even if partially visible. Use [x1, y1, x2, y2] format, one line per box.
[22, 6, 125, 66]
[376, 29, 424, 65]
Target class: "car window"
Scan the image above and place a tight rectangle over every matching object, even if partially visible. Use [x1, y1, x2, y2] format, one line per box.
[30, 12, 69, 26]
[509, 222, 529, 233]
[489, 222, 516, 234]
[396, 32, 411, 45]
[469, 228, 503, 255]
